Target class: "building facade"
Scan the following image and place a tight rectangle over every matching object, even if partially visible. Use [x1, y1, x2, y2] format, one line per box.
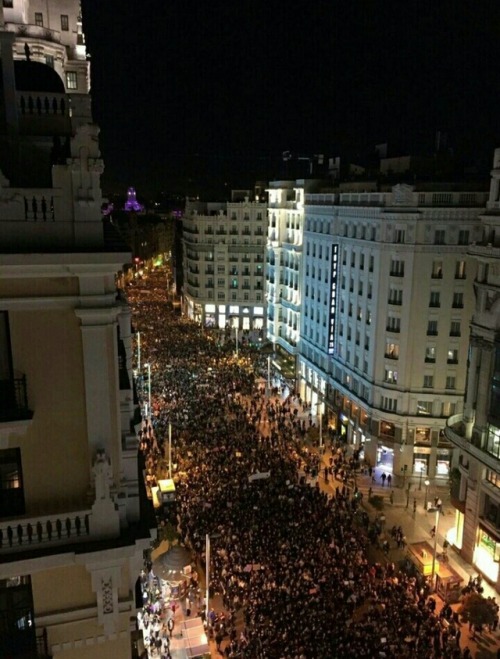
[182, 194, 267, 331]
[445, 149, 500, 592]
[295, 184, 488, 484]
[0, 2, 152, 657]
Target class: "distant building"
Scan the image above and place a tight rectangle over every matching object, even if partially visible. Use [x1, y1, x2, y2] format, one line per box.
[445, 148, 500, 592]
[124, 186, 144, 213]
[0, 2, 152, 657]
[182, 192, 267, 330]
[299, 184, 487, 485]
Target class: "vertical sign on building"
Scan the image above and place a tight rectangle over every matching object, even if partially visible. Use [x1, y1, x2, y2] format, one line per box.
[328, 244, 339, 354]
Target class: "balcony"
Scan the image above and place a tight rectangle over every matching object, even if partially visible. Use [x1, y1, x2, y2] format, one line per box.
[0, 373, 33, 423]
[445, 415, 500, 473]
[0, 508, 92, 556]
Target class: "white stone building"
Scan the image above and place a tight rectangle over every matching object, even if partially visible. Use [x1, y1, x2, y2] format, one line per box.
[182, 194, 267, 331]
[445, 149, 500, 592]
[0, 2, 152, 657]
[295, 184, 488, 484]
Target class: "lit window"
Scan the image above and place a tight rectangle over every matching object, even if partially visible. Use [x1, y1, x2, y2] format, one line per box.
[66, 71, 77, 90]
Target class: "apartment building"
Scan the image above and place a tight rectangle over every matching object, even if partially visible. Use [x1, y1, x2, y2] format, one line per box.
[296, 183, 488, 485]
[182, 193, 267, 330]
[0, 2, 152, 657]
[445, 149, 500, 592]
[266, 180, 327, 377]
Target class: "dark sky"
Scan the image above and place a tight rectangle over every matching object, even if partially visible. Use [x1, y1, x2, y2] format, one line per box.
[81, 0, 500, 198]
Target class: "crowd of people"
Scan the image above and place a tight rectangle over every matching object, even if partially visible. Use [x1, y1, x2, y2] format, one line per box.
[128, 268, 478, 659]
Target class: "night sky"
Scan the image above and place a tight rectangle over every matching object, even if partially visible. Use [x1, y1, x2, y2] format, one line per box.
[81, 0, 500, 199]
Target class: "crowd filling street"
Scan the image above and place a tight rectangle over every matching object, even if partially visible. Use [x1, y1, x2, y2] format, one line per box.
[128, 268, 499, 659]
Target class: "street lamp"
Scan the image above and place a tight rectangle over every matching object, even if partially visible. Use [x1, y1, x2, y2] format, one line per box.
[137, 331, 141, 370]
[267, 355, 271, 397]
[319, 400, 323, 451]
[424, 479, 430, 510]
[205, 532, 221, 630]
[235, 325, 239, 358]
[418, 464, 424, 490]
[168, 422, 172, 479]
[144, 362, 151, 418]
[430, 505, 441, 587]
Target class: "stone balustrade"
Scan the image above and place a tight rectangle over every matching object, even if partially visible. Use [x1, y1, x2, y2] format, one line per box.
[0, 510, 92, 554]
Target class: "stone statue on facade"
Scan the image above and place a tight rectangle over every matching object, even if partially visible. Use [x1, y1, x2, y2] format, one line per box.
[92, 450, 113, 500]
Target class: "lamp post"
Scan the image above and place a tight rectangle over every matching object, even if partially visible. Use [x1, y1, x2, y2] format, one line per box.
[430, 505, 441, 587]
[205, 532, 221, 630]
[137, 331, 141, 370]
[424, 479, 430, 510]
[168, 422, 172, 479]
[418, 465, 424, 490]
[267, 355, 271, 397]
[319, 400, 323, 451]
[235, 325, 239, 358]
[145, 362, 151, 418]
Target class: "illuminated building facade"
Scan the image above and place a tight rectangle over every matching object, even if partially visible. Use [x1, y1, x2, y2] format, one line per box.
[297, 184, 488, 485]
[445, 149, 500, 592]
[182, 193, 268, 330]
[0, 2, 151, 656]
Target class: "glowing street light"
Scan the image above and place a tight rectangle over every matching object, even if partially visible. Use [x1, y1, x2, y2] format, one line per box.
[137, 331, 141, 370]
[424, 479, 430, 510]
[144, 362, 151, 417]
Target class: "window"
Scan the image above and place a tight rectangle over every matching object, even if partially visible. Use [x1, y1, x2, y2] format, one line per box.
[425, 346, 436, 363]
[434, 230, 446, 245]
[429, 291, 440, 307]
[61, 14, 69, 30]
[217, 292, 225, 300]
[384, 369, 398, 384]
[0, 448, 25, 518]
[486, 426, 500, 460]
[450, 321, 461, 337]
[66, 71, 78, 90]
[395, 229, 405, 244]
[3, 1, 14, 7]
[381, 397, 397, 412]
[360, 253, 365, 269]
[34, 12, 43, 26]
[446, 376, 456, 389]
[452, 292, 464, 308]
[441, 401, 456, 417]
[45, 54, 54, 68]
[417, 400, 433, 415]
[388, 288, 403, 305]
[431, 261, 443, 279]
[447, 349, 458, 364]
[217, 265, 225, 273]
[386, 316, 401, 333]
[217, 278, 224, 286]
[455, 260, 466, 279]
[423, 375, 434, 388]
[458, 230, 470, 245]
[427, 320, 438, 336]
[390, 259, 404, 276]
[385, 342, 399, 359]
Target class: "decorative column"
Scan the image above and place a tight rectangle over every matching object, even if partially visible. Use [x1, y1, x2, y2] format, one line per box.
[464, 340, 480, 438]
[75, 306, 122, 484]
[474, 339, 494, 434]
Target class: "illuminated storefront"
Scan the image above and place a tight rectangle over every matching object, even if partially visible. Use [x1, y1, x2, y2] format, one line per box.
[474, 527, 500, 583]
